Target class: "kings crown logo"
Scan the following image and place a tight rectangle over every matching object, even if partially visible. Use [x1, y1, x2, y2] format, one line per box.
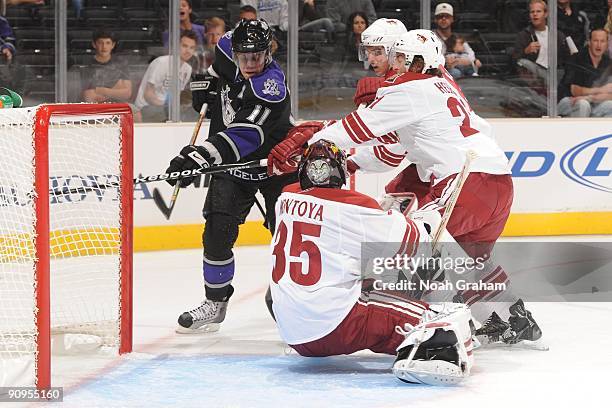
[262, 78, 280, 96]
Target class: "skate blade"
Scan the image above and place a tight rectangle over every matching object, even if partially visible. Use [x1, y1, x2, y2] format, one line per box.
[517, 338, 549, 351]
[478, 337, 549, 351]
[392, 359, 466, 386]
[175, 323, 221, 334]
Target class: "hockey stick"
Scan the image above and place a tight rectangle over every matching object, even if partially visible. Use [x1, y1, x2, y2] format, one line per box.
[50, 159, 268, 196]
[408, 150, 477, 299]
[431, 150, 478, 254]
[152, 103, 208, 219]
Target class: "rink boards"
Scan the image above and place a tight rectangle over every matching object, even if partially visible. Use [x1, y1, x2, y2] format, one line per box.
[132, 118, 612, 251]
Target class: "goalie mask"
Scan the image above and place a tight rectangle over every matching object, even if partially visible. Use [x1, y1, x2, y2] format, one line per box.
[391, 29, 445, 72]
[232, 18, 273, 67]
[298, 140, 348, 190]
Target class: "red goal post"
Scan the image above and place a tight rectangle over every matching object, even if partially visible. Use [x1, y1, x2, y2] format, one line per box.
[0, 103, 133, 389]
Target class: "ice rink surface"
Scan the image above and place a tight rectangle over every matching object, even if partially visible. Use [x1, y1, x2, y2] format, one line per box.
[38, 240, 611, 408]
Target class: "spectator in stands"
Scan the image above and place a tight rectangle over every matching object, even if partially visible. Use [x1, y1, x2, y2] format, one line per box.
[240, 1, 287, 54]
[299, 0, 334, 42]
[240, 0, 288, 32]
[326, 0, 376, 33]
[592, 0, 611, 30]
[557, 0, 590, 50]
[513, 0, 571, 83]
[433, 3, 479, 75]
[162, 0, 206, 48]
[204, 17, 225, 49]
[605, 6, 612, 57]
[81, 30, 132, 104]
[344, 11, 369, 64]
[0, 15, 16, 64]
[201, 17, 226, 70]
[558, 28, 612, 117]
[134, 31, 197, 122]
[238, 5, 257, 21]
[445, 34, 481, 78]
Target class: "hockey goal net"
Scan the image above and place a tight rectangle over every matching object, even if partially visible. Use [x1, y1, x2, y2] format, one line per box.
[0, 104, 133, 388]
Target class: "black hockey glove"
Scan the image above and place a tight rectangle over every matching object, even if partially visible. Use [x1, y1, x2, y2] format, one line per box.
[190, 73, 219, 113]
[166, 145, 215, 187]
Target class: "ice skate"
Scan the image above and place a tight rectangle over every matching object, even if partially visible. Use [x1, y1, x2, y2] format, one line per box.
[176, 286, 234, 334]
[392, 303, 474, 386]
[475, 299, 547, 350]
[474, 311, 510, 344]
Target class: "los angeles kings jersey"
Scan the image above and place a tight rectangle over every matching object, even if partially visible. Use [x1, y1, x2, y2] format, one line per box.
[270, 183, 429, 345]
[313, 69, 510, 183]
[206, 31, 294, 181]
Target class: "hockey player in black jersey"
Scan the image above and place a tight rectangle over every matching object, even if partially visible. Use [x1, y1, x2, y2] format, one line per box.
[166, 19, 295, 333]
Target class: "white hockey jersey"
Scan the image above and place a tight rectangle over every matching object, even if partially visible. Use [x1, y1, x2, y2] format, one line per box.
[270, 183, 429, 345]
[312, 70, 510, 183]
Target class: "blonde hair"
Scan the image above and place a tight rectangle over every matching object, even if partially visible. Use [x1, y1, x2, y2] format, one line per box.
[605, 8, 612, 34]
[529, 0, 547, 11]
[205, 17, 226, 31]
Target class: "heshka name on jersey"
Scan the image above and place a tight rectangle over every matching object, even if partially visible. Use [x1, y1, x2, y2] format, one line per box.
[433, 81, 457, 96]
[279, 197, 323, 222]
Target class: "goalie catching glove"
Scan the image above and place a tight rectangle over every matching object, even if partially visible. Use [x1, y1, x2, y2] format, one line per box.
[166, 142, 221, 187]
[190, 73, 219, 114]
[267, 120, 335, 176]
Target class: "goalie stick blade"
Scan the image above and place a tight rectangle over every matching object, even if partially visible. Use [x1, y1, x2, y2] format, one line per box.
[152, 188, 174, 220]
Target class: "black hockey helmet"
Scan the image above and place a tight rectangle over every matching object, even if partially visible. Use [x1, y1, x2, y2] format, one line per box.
[298, 140, 348, 190]
[232, 18, 273, 53]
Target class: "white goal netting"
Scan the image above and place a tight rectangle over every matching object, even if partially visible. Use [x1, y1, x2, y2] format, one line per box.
[0, 105, 132, 387]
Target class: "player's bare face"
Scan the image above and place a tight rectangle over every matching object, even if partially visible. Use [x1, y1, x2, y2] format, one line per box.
[409, 58, 425, 73]
[365, 46, 389, 76]
[393, 53, 424, 74]
[236, 51, 267, 79]
[180, 37, 197, 62]
[393, 53, 408, 73]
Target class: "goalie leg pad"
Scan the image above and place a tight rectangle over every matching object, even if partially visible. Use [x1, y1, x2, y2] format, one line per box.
[393, 303, 474, 386]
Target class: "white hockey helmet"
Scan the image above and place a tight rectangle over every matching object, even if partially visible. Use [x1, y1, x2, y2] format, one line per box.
[391, 29, 445, 72]
[358, 18, 408, 62]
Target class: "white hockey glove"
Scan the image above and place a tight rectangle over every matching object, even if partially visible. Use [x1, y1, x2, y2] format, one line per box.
[406, 208, 442, 238]
[378, 192, 418, 215]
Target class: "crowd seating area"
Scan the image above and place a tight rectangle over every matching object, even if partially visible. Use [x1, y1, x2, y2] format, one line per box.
[1, 0, 610, 119]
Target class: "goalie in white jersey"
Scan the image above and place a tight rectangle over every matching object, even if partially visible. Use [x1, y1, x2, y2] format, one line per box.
[270, 140, 476, 385]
